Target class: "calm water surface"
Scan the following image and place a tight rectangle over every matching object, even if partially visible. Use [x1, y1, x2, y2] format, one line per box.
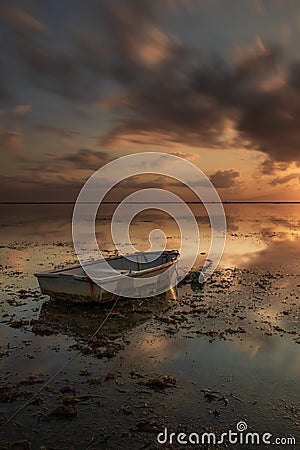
[0, 204, 299, 449]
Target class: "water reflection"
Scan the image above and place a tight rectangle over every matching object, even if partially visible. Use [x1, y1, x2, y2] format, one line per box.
[0, 204, 299, 274]
[0, 204, 299, 448]
[243, 238, 300, 271]
[33, 291, 175, 340]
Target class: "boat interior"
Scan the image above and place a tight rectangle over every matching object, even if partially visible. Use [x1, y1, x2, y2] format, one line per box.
[51, 251, 179, 276]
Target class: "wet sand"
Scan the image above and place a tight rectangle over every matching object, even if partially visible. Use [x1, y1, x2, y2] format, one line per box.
[0, 204, 299, 449]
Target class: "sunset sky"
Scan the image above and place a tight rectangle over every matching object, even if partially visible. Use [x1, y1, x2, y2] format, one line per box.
[0, 0, 300, 202]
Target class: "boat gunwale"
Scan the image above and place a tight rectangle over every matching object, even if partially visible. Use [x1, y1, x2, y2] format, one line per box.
[34, 250, 179, 282]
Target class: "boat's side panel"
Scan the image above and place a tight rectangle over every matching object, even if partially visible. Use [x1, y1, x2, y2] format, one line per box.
[37, 275, 103, 303]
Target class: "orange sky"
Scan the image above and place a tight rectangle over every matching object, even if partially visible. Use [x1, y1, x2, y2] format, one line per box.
[0, 1, 299, 202]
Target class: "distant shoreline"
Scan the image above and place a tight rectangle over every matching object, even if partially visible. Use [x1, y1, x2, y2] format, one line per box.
[0, 202, 299, 205]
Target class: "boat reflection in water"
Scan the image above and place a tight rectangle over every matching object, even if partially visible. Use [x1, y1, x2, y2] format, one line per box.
[32, 286, 178, 341]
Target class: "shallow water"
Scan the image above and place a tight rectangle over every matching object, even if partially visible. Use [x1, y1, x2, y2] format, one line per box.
[0, 204, 299, 449]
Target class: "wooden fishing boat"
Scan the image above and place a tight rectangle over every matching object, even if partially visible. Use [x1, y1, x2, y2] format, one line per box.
[35, 250, 179, 303]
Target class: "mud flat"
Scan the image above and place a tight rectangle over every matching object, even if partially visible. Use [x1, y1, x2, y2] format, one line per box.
[0, 260, 299, 449]
[0, 204, 299, 448]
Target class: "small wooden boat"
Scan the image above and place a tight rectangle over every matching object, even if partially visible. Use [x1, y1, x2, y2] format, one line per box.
[35, 250, 179, 303]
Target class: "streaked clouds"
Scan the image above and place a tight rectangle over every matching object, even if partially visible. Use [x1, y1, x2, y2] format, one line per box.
[0, 0, 300, 201]
[270, 172, 300, 186]
[62, 148, 111, 170]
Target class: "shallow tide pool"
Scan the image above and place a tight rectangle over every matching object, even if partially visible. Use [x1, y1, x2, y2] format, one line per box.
[0, 204, 299, 449]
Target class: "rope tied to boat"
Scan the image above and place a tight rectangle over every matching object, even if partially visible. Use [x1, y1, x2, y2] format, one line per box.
[0, 294, 121, 431]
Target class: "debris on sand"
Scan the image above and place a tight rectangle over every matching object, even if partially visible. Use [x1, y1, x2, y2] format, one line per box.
[18, 376, 44, 386]
[0, 385, 32, 403]
[86, 378, 101, 385]
[201, 389, 219, 402]
[79, 369, 91, 377]
[134, 419, 158, 432]
[225, 326, 246, 334]
[46, 403, 78, 419]
[60, 385, 76, 394]
[0, 440, 31, 449]
[95, 346, 120, 358]
[76, 338, 123, 359]
[30, 320, 58, 336]
[201, 389, 241, 406]
[17, 289, 41, 300]
[104, 372, 115, 381]
[139, 375, 176, 390]
[62, 396, 78, 405]
[120, 405, 134, 415]
[9, 319, 29, 329]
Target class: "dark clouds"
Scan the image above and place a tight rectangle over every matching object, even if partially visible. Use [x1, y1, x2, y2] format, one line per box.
[0, 173, 82, 203]
[0, 56, 11, 105]
[20, 41, 105, 102]
[1, 5, 106, 101]
[209, 169, 240, 188]
[94, 5, 300, 166]
[0, 129, 24, 153]
[62, 148, 111, 170]
[259, 159, 290, 175]
[2, 6, 47, 33]
[34, 125, 81, 138]
[270, 172, 300, 186]
[1, 1, 300, 167]
[101, 42, 300, 166]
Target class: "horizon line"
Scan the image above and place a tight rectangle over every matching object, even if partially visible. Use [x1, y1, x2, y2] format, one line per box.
[0, 201, 300, 205]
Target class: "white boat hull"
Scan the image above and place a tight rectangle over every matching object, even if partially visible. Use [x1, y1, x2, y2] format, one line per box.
[35, 250, 179, 303]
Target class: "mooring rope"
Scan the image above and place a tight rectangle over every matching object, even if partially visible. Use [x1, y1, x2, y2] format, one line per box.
[0, 294, 121, 430]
